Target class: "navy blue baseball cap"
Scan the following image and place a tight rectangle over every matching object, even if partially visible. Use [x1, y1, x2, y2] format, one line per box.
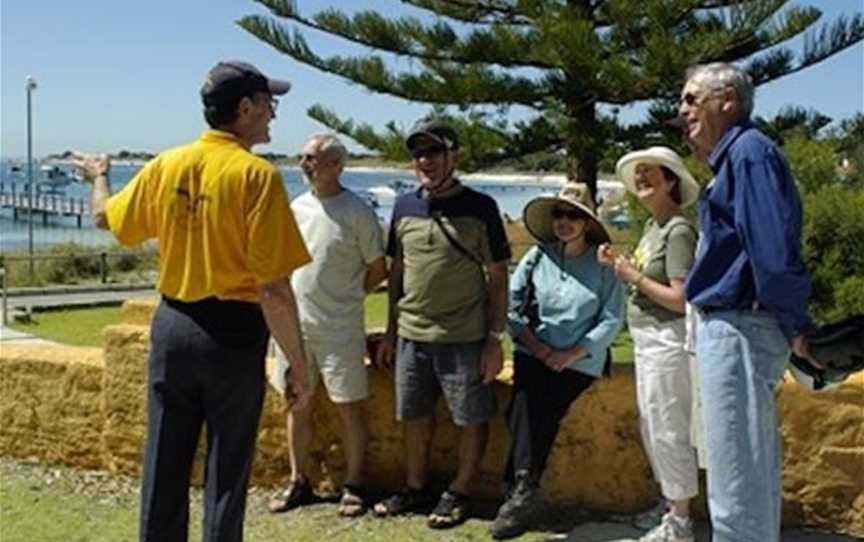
[405, 120, 460, 151]
[201, 61, 291, 106]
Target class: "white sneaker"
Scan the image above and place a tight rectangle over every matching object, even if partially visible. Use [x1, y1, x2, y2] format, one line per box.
[631, 499, 666, 530]
[637, 513, 694, 542]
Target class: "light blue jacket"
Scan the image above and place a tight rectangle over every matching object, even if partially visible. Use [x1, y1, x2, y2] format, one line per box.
[508, 243, 625, 377]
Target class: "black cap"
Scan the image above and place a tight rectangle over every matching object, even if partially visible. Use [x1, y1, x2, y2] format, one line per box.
[201, 61, 291, 106]
[405, 120, 459, 151]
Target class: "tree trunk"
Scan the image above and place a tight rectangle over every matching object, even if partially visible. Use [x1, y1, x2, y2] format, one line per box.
[565, 99, 600, 204]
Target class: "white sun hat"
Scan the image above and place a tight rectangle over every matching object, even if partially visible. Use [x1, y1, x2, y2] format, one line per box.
[615, 146, 701, 208]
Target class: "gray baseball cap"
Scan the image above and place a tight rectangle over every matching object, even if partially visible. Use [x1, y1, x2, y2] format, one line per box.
[405, 120, 460, 151]
[201, 61, 291, 106]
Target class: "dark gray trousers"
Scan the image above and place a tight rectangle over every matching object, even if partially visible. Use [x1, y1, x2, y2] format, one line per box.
[504, 351, 595, 487]
[139, 297, 268, 542]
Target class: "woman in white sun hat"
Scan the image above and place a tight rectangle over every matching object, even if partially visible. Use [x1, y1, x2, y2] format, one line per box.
[489, 183, 625, 540]
[598, 146, 701, 542]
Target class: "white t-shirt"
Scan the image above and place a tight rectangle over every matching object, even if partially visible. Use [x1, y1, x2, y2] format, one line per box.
[290, 189, 385, 341]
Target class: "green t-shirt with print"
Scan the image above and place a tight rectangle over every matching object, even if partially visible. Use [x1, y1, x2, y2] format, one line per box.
[627, 214, 697, 323]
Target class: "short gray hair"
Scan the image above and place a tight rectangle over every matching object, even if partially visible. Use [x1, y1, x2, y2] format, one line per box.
[308, 133, 347, 168]
[686, 62, 754, 120]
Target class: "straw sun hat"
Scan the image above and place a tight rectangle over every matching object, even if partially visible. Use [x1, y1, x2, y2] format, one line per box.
[523, 183, 610, 245]
[615, 146, 701, 208]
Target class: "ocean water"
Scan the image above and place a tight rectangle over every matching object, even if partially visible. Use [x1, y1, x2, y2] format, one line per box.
[0, 161, 607, 251]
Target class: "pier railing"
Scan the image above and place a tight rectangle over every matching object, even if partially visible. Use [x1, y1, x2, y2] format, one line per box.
[0, 182, 90, 227]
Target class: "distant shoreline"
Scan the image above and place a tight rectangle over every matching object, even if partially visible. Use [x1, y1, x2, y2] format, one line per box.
[4, 157, 621, 189]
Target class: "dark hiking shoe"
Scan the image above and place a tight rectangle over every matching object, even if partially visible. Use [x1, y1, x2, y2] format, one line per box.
[489, 471, 541, 539]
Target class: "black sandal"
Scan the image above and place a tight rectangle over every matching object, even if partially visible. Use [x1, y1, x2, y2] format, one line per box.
[427, 490, 470, 529]
[267, 478, 314, 513]
[338, 484, 367, 517]
[372, 486, 430, 517]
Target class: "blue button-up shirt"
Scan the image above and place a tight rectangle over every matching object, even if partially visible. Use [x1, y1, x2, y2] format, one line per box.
[685, 121, 812, 339]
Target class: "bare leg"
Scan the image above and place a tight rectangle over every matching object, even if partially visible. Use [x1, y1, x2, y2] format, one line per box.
[669, 498, 691, 518]
[449, 422, 488, 494]
[287, 405, 314, 482]
[404, 416, 435, 489]
[333, 400, 369, 485]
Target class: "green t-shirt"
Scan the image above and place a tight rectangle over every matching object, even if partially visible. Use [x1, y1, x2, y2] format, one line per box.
[627, 214, 697, 323]
[386, 184, 511, 343]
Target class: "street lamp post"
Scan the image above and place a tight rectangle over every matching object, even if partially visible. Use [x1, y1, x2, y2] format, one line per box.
[26, 75, 37, 283]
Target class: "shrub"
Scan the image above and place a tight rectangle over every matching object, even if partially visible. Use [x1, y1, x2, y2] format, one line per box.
[801, 185, 864, 322]
[784, 136, 839, 193]
[42, 243, 101, 284]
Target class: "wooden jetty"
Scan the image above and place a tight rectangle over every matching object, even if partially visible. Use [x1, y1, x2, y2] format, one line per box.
[0, 183, 90, 228]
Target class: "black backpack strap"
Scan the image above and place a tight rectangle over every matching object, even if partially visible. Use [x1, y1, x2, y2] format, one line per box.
[431, 210, 483, 266]
[517, 246, 546, 330]
[603, 348, 613, 378]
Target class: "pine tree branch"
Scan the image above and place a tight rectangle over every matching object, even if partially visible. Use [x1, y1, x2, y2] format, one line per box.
[307, 104, 567, 171]
[716, 3, 819, 61]
[401, 0, 533, 26]
[746, 13, 864, 85]
[249, 0, 558, 69]
[239, 14, 548, 107]
[237, 0, 864, 182]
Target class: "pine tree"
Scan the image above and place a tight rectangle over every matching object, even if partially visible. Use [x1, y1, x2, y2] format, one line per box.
[239, 0, 863, 199]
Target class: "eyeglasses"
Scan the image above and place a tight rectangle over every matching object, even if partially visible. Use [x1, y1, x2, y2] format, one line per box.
[551, 208, 585, 220]
[298, 153, 317, 162]
[411, 145, 446, 160]
[269, 98, 279, 111]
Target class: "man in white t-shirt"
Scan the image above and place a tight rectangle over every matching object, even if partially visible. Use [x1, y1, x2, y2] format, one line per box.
[268, 133, 388, 517]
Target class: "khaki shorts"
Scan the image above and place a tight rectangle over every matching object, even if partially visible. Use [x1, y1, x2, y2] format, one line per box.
[271, 337, 368, 403]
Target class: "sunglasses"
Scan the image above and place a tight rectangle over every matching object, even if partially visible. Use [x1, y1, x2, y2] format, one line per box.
[681, 88, 724, 107]
[411, 145, 446, 160]
[551, 208, 585, 220]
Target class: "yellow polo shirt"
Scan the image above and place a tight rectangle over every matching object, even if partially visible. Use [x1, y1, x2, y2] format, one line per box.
[105, 130, 310, 302]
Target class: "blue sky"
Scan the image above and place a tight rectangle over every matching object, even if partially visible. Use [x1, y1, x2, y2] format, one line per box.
[1, 0, 862, 159]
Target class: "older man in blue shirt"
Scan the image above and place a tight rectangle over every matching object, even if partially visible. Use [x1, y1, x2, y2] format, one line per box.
[680, 62, 815, 542]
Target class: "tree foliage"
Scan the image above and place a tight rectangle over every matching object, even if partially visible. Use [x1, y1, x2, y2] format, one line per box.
[775, 119, 864, 321]
[829, 113, 864, 187]
[800, 184, 864, 322]
[239, 0, 863, 199]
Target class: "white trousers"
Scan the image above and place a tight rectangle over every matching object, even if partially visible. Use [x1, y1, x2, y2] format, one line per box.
[685, 303, 706, 468]
[631, 317, 699, 501]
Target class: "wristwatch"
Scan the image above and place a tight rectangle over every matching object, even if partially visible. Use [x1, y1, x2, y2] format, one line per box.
[488, 329, 506, 341]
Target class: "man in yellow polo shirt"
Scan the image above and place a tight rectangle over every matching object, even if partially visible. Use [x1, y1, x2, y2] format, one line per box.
[73, 60, 313, 542]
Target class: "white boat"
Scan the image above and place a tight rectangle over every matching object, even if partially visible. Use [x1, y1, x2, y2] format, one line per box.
[367, 185, 397, 204]
[37, 165, 74, 193]
[3, 163, 75, 194]
[367, 180, 417, 204]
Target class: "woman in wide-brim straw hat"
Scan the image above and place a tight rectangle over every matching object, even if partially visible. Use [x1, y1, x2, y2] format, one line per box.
[489, 183, 625, 540]
[597, 146, 701, 541]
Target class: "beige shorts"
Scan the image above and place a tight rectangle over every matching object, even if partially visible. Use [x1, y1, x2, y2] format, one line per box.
[271, 337, 368, 403]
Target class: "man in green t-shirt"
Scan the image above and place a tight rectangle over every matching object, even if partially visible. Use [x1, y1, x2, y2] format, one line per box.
[372, 120, 511, 529]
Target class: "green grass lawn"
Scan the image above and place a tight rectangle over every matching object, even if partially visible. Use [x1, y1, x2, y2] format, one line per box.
[8, 306, 122, 347]
[7, 293, 635, 362]
[0, 458, 550, 542]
